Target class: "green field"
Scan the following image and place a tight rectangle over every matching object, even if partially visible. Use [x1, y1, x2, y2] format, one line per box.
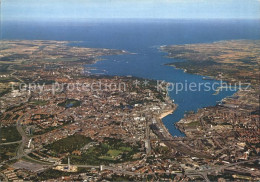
[45, 135, 92, 155]
[0, 143, 19, 163]
[66, 138, 140, 165]
[29, 99, 48, 106]
[0, 126, 22, 143]
[186, 121, 200, 127]
[37, 168, 92, 181]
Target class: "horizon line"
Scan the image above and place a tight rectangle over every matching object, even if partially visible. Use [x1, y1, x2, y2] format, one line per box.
[2, 17, 260, 22]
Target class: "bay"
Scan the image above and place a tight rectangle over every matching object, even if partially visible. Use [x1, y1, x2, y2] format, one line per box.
[2, 19, 259, 136]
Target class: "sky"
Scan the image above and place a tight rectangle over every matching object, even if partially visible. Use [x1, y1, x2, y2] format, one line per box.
[1, 0, 260, 21]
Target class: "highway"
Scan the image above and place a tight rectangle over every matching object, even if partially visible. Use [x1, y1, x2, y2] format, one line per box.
[185, 157, 260, 182]
[58, 157, 259, 180]
[16, 115, 29, 159]
[1, 100, 258, 180]
[15, 115, 53, 165]
[58, 163, 99, 169]
[0, 140, 22, 146]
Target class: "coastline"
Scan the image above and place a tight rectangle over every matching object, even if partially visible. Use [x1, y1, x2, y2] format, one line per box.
[156, 104, 178, 140]
[159, 108, 175, 120]
[159, 43, 254, 137]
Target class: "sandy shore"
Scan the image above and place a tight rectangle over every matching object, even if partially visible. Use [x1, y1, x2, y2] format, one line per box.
[159, 109, 175, 119]
[155, 106, 177, 140]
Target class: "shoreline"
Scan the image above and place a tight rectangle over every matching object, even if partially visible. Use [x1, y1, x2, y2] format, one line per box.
[159, 46, 239, 137]
[156, 104, 178, 140]
[159, 108, 175, 120]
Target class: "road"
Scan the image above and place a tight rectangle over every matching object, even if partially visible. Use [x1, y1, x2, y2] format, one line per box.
[0, 140, 22, 146]
[14, 115, 53, 165]
[150, 120, 212, 159]
[58, 157, 260, 180]
[0, 115, 29, 166]
[16, 115, 29, 159]
[207, 157, 260, 173]
[58, 163, 99, 169]
[10, 70, 24, 83]
[103, 166, 144, 176]
[185, 157, 260, 181]
[2, 95, 258, 180]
